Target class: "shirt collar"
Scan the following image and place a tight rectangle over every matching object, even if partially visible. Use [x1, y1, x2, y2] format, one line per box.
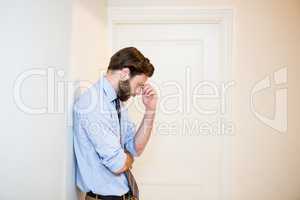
[102, 76, 117, 102]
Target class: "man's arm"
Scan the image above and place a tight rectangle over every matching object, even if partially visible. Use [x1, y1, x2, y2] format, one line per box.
[134, 83, 157, 156]
[116, 83, 157, 173]
[74, 111, 128, 175]
[116, 110, 155, 174]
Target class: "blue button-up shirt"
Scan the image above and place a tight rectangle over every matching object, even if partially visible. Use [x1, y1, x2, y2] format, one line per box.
[73, 76, 138, 195]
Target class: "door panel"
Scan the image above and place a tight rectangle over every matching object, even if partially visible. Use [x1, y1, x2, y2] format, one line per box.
[113, 23, 226, 200]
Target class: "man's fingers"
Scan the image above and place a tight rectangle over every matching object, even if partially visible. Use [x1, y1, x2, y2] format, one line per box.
[147, 91, 156, 96]
[144, 88, 153, 95]
[143, 86, 152, 95]
[143, 83, 153, 90]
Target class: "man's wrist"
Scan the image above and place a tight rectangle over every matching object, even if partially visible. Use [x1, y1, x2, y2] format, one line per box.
[144, 109, 156, 126]
[145, 107, 156, 114]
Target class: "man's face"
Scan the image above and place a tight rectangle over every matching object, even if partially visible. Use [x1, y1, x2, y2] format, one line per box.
[129, 74, 148, 97]
[117, 74, 148, 101]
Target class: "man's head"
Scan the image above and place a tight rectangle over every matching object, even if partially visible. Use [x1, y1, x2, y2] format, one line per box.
[107, 47, 154, 101]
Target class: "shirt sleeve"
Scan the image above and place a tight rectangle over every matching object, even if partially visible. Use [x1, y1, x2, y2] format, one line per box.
[78, 111, 127, 173]
[123, 118, 138, 157]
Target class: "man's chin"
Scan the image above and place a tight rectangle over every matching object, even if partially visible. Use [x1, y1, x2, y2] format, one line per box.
[119, 95, 131, 102]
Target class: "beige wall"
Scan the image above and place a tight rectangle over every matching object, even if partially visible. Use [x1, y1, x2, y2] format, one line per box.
[232, 1, 300, 199]
[72, 0, 300, 199]
[70, 0, 109, 83]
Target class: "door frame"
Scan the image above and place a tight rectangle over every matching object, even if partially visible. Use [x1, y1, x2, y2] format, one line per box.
[108, 7, 234, 200]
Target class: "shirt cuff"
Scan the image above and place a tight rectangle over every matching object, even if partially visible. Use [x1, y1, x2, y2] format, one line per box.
[105, 150, 127, 173]
[125, 138, 138, 157]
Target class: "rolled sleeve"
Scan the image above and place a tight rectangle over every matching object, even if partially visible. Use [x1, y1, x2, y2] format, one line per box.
[79, 112, 127, 173]
[101, 147, 127, 173]
[124, 120, 138, 157]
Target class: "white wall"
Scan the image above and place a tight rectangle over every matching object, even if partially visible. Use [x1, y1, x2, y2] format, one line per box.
[0, 1, 72, 200]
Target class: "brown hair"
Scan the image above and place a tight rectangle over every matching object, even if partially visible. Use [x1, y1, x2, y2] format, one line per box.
[107, 47, 154, 77]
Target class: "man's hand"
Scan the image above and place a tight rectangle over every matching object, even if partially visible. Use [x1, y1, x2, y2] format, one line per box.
[114, 152, 134, 175]
[142, 83, 157, 112]
[125, 152, 134, 170]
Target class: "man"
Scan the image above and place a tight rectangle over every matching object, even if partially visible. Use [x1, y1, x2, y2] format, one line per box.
[73, 47, 157, 200]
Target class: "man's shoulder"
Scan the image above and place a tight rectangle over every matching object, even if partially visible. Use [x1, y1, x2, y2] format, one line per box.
[74, 81, 101, 114]
[73, 80, 113, 117]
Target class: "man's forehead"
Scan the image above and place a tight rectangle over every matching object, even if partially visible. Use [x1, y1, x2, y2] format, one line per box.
[134, 74, 148, 84]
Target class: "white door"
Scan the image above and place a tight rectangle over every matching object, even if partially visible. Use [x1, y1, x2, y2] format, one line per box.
[111, 12, 232, 200]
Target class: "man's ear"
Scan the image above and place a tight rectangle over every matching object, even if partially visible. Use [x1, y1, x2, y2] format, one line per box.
[120, 67, 130, 80]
